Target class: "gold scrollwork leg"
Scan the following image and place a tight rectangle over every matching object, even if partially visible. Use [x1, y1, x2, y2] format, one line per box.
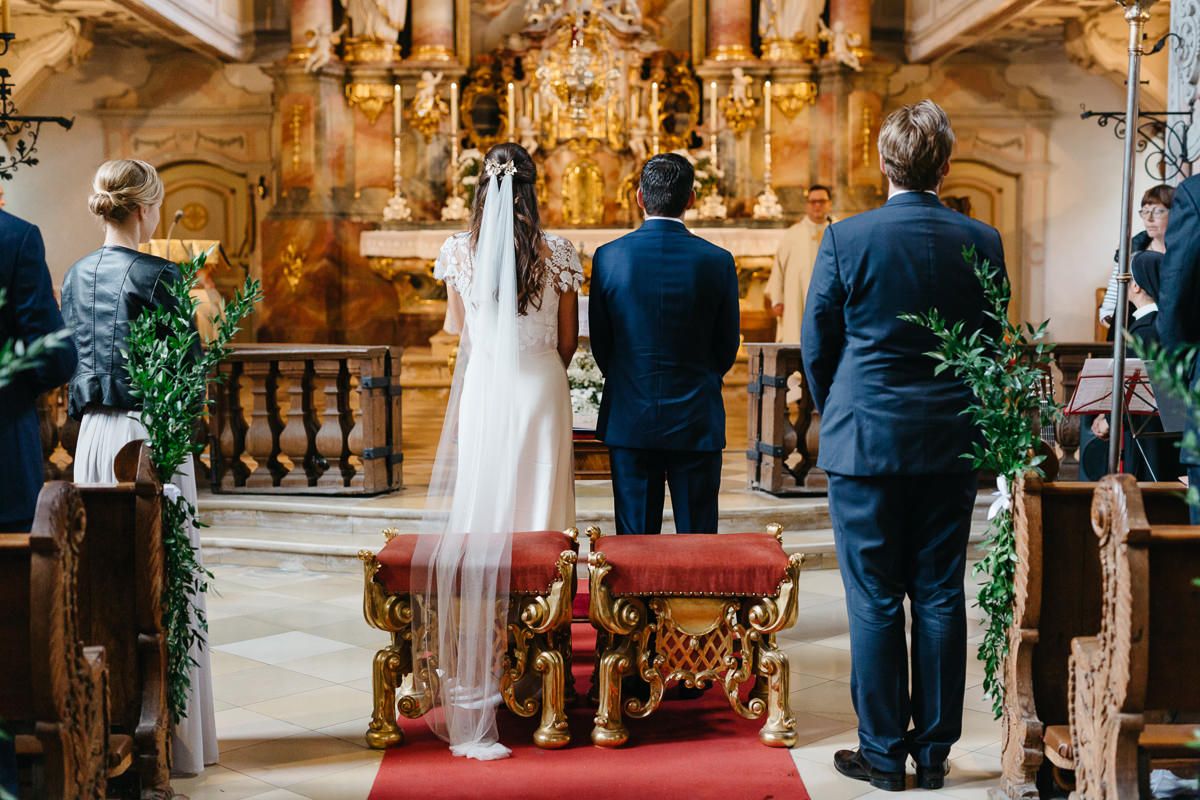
[532, 649, 571, 749]
[756, 647, 798, 747]
[366, 639, 406, 749]
[592, 639, 633, 747]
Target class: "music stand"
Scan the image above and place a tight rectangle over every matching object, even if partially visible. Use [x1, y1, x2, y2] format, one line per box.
[1068, 358, 1163, 478]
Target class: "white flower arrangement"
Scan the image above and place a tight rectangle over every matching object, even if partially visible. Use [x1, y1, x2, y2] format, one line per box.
[567, 348, 604, 430]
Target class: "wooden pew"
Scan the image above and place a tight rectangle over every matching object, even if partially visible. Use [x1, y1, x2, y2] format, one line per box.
[0, 482, 111, 799]
[74, 440, 170, 799]
[1068, 475, 1200, 800]
[999, 476, 1191, 799]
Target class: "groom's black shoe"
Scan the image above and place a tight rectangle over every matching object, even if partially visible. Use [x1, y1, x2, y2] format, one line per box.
[833, 749, 906, 792]
[916, 762, 949, 790]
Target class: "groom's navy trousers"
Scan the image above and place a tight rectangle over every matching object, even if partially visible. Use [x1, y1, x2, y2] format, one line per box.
[589, 218, 741, 535]
[802, 192, 1006, 772]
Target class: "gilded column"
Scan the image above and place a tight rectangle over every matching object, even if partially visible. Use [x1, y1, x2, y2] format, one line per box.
[289, 0, 331, 58]
[409, 0, 456, 64]
[829, 0, 871, 58]
[707, 0, 755, 63]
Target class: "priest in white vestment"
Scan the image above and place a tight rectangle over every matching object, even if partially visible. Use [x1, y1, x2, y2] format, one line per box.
[765, 184, 834, 343]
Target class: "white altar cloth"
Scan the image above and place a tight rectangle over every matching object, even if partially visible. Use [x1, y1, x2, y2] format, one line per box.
[360, 226, 789, 261]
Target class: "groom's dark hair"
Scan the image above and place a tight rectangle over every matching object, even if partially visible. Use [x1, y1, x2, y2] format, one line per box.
[639, 154, 694, 218]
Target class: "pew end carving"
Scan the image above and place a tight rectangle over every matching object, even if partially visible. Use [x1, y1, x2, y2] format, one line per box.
[1067, 476, 1200, 799]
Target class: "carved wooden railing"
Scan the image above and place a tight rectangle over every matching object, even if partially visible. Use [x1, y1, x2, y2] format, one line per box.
[745, 344, 825, 496]
[209, 344, 403, 495]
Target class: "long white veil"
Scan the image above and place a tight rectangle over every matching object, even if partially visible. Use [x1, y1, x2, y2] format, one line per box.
[412, 161, 520, 760]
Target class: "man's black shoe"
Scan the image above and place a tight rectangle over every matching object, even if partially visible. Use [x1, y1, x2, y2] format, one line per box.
[916, 762, 949, 790]
[833, 749, 906, 792]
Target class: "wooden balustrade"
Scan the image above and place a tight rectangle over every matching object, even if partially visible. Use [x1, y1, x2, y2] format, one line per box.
[745, 344, 825, 496]
[208, 344, 403, 495]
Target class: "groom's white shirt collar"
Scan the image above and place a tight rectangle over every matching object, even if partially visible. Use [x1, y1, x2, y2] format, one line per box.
[643, 215, 687, 225]
[888, 187, 939, 199]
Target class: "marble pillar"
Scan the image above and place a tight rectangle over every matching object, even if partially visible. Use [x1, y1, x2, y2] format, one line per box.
[829, 0, 871, 56]
[289, 0, 331, 57]
[707, 0, 755, 63]
[409, 0, 456, 63]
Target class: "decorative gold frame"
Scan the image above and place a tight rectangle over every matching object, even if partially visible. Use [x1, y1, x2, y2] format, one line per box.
[656, 64, 701, 153]
[773, 82, 819, 119]
[359, 527, 579, 750]
[587, 524, 804, 748]
[460, 61, 510, 152]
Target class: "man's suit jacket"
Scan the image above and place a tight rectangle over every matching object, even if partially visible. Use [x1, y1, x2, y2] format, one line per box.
[589, 218, 741, 452]
[801, 192, 1006, 476]
[1157, 174, 1200, 465]
[0, 211, 77, 528]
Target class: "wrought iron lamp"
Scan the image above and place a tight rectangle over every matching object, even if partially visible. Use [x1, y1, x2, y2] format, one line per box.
[0, 20, 74, 179]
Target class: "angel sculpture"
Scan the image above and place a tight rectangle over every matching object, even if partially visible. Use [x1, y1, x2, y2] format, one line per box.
[304, 23, 346, 73]
[413, 71, 445, 118]
[517, 115, 539, 156]
[819, 18, 863, 71]
[729, 67, 753, 104]
[341, 0, 407, 43]
[628, 114, 651, 164]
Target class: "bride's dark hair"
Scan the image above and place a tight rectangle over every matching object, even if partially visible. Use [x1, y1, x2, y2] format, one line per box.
[469, 142, 546, 316]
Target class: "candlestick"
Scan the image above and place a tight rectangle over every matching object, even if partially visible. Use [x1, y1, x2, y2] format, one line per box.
[764, 80, 772, 133]
[507, 82, 515, 141]
[533, 91, 540, 126]
[393, 83, 401, 137]
[710, 81, 719, 169]
[650, 81, 659, 155]
[552, 101, 559, 142]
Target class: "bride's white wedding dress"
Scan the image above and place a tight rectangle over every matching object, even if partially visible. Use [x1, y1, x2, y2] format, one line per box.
[434, 230, 582, 532]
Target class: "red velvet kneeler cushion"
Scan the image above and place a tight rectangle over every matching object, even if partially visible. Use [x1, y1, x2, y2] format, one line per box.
[594, 533, 791, 597]
[376, 530, 575, 595]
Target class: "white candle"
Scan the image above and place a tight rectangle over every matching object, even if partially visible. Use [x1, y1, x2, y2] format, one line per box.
[1, 0, 9, 34]
[393, 83, 401, 136]
[710, 81, 719, 169]
[450, 82, 459, 140]
[507, 82, 515, 141]
[764, 80, 772, 133]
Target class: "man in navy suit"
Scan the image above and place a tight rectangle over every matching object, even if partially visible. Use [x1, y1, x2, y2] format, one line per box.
[589, 153, 741, 534]
[1156, 172, 1200, 521]
[0, 209, 77, 532]
[802, 100, 1005, 792]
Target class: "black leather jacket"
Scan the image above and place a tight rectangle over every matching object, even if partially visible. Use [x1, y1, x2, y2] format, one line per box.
[61, 246, 198, 419]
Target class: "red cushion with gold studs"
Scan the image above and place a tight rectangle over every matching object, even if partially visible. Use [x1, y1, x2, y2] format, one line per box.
[376, 531, 575, 595]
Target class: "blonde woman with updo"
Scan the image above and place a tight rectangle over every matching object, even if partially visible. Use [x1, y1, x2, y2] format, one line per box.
[60, 159, 217, 776]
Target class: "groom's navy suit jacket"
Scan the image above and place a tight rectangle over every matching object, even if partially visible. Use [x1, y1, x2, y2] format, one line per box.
[589, 218, 741, 452]
[801, 192, 1006, 476]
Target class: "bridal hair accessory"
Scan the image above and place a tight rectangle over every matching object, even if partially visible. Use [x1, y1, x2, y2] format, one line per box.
[484, 159, 518, 179]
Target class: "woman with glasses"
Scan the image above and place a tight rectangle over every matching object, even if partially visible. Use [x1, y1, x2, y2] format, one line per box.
[1098, 184, 1175, 333]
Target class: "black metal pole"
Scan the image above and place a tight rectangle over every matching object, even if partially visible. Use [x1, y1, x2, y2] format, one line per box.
[1109, 1, 1155, 474]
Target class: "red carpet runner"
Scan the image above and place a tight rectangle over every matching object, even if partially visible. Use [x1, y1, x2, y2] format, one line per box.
[368, 624, 808, 800]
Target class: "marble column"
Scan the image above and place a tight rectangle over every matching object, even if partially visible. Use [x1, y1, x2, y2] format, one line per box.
[707, 0, 755, 63]
[409, 0, 456, 63]
[289, 0, 331, 57]
[829, 0, 871, 56]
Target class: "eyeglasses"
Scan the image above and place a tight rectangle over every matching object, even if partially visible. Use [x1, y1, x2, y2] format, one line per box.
[1139, 206, 1169, 220]
[807, 197, 831, 205]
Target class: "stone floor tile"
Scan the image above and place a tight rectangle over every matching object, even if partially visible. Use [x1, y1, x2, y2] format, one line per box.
[789, 757, 875, 800]
[214, 665, 335, 707]
[277, 646, 375, 684]
[285, 762, 382, 799]
[218, 734, 381, 790]
[782, 643, 855, 680]
[215, 631, 354, 665]
[171, 764, 279, 800]
[207, 616, 295, 648]
[215, 708, 311, 753]
[245, 684, 374, 730]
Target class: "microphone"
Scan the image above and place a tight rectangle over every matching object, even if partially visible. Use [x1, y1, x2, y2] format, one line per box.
[165, 209, 184, 260]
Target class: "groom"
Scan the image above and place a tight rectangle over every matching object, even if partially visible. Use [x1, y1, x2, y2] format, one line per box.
[802, 100, 1005, 791]
[589, 153, 741, 534]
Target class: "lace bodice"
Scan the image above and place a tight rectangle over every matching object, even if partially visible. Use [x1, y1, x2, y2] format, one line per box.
[434, 231, 583, 353]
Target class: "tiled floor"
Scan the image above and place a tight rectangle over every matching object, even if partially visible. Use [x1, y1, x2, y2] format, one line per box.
[174, 561, 1001, 799]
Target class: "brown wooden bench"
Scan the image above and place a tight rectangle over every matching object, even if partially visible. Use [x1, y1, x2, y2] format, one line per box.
[587, 525, 804, 748]
[74, 440, 170, 799]
[0, 482, 113, 799]
[999, 476, 1191, 798]
[359, 528, 579, 749]
[1067, 475, 1200, 799]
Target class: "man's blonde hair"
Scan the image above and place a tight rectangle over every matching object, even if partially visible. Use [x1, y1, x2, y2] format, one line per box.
[877, 100, 955, 192]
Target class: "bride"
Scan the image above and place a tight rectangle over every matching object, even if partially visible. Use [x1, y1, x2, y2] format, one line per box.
[413, 142, 581, 759]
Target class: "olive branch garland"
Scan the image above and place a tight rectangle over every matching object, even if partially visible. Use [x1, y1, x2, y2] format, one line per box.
[124, 250, 262, 723]
[900, 245, 1060, 719]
